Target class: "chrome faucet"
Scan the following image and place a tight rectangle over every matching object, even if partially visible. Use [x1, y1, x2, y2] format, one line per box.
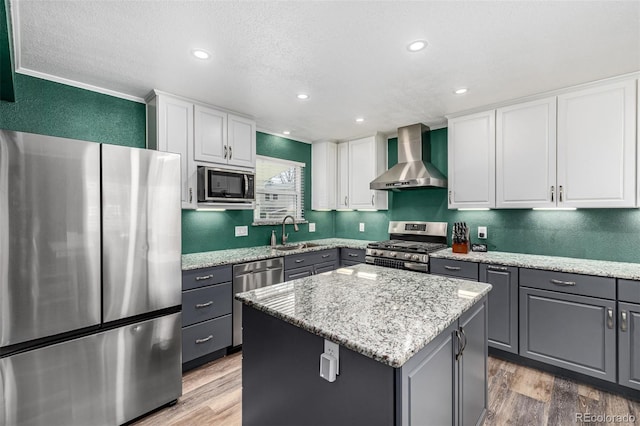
[281, 215, 299, 245]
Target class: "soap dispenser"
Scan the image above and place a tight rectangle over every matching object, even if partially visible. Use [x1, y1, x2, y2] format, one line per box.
[270, 230, 276, 247]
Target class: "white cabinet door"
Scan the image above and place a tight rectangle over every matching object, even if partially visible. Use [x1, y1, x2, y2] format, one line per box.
[496, 97, 557, 208]
[348, 136, 376, 209]
[337, 142, 350, 209]
[228, 114, 256, 169]
[194, 105, 227, 164]
[155, 95, 196, 208]
[311, 141, 337, 210]
[448, 111, 496, 209]
[557, 79, 636, 208]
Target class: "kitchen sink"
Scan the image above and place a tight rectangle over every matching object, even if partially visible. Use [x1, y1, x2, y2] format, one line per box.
[274, 242, 324, 251]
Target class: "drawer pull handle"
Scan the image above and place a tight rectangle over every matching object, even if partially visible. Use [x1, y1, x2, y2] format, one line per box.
[607, 308, 614, 329]
[196, 301, 214, 309]
[195, 274, 213, 281]
[348, 253, 359, 257]
[195, 335, 213, 344]
[488, 266, 508, 272]
[621, 311, 628, 332]
[444, 266, 461, 271]
[550, 279, 576, 286]
[295, 259, 305, 263]
[322, 254, 330, 258]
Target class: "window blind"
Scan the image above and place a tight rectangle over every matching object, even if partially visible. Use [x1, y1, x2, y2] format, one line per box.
[254, 156, 305, 223]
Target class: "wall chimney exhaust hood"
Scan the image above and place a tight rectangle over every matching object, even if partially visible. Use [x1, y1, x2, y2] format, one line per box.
[370, 123, 447, 191]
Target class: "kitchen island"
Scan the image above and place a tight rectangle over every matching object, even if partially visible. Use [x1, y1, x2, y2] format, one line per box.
[235, 264, 492, 426]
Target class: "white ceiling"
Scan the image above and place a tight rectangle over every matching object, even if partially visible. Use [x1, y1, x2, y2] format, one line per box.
[11, 0, 640, 142]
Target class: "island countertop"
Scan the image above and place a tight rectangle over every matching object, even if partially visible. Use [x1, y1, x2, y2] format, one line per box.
[235, 263, 492, 368]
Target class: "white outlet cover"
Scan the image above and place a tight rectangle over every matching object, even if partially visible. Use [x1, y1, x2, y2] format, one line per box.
[359, 223, 365, 232]
[309, 223, 316, 232]
[478, 226, 487, 239]
[324, 339, 339, 374]
[235, 226, 248, 237]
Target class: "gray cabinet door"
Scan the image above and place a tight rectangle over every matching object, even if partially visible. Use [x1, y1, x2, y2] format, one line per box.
[480, 264, 518, 353]
[458, 297, 488, 426]
[520, 287, 616, 382]
[618, 302, 640, 391]
[285, 266, 314, 281]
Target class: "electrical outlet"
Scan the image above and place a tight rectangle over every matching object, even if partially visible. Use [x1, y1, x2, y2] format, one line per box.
[235, 226, 248, 237]
[309, 223, 316, 232]
[324, 339, 339, 374]
[478, 226, 487, 239]
[359, 223, 365, 232]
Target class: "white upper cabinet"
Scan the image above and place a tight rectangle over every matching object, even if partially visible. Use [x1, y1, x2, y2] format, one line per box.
[557, 79, 636, 208]
[347, 134, 388, 210]
[496, 97, 557, 208]
[147, 93, 196, 209]
[227, 114, 256, 169]
[448, 110, 496, 209]
[194, 105, 227, 164]
[336, 142, 350, 209]
[311, 141, 337, 210]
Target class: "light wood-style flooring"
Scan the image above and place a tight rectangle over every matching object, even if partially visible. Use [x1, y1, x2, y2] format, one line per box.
[134, 353, 639, 426]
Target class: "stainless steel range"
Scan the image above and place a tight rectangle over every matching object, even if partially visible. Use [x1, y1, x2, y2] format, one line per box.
[365, 221, 448, 272]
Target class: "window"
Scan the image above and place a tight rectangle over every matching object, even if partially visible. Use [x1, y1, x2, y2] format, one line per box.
[253, 155, 305, 224]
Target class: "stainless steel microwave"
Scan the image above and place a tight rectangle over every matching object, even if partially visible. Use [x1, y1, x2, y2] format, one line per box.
[197, 166, 255, 203]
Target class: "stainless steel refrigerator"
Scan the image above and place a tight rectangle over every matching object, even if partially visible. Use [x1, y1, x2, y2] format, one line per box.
[0, 130, 182, 425]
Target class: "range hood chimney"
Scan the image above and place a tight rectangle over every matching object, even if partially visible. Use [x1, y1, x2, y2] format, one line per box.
[370, 123, 447, 191]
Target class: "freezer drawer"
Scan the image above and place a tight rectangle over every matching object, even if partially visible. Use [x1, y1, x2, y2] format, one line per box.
[0, 313, 182, 426]
[0, 131, 101, 347]
[102, 145, 182, 322]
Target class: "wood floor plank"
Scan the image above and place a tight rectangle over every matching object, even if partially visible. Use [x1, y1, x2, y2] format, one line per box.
[133, 354, 640, 426]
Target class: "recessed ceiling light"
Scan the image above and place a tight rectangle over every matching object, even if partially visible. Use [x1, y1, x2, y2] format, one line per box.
[407, 40, 428, 52]
[191, 49, 211, 60]
[297, 93, 309, 100]
[355, 117, 364, 123]
[283, 131, 290, 135]
[454, 88, 468, 95]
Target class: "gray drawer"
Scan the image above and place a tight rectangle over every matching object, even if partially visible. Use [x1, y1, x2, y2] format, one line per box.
[182, 282, 232, 327]
[183, 265, 232, 291]
[340, 248, 366, 263]
[284, 248, 338, 270]
[430, 258, 479, 280]
[285, 266, 314, 281]
[520, 268, 615, 300]
[182, 314, 232, 363]
[619, 279, 640, 304]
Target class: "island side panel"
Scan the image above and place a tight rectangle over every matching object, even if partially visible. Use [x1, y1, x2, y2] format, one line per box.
[242, 306, 395, 426]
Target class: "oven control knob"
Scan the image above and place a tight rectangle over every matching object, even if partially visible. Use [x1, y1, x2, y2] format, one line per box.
[389, 252, 396, 258]
[412, 255, 419, 261]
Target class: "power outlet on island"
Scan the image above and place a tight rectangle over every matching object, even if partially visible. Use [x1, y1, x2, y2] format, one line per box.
[359, 223, 365, 232]
[235, 226, 248, 237]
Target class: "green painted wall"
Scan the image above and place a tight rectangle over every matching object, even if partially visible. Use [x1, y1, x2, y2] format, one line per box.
[0, 0, 15, 101]
[0, 74, 145, 147]
[336, 128, 640, 263]
[181, 132, 335, 254]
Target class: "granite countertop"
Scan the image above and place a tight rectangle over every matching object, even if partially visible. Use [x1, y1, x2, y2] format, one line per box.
[235, 263, 492, 368]
[430, 249, 640, 281]
[182, 238, 372, 270]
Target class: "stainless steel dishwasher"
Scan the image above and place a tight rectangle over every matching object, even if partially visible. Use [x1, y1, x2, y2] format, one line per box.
[232, 257, 284, 346]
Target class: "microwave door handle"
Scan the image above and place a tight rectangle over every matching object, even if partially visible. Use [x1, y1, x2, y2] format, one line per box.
[244, 174, 249, 196]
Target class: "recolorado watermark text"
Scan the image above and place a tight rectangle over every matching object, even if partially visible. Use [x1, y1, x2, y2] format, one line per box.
[575, 412, 636, 423]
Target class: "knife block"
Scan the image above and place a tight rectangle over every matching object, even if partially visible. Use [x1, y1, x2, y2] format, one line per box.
[452, 242, 469, 254]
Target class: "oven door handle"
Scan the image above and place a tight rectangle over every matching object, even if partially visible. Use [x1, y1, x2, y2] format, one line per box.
[403, 262, 429, 273]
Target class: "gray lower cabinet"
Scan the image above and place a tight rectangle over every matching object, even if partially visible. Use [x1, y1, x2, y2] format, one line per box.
[480, 264, 518, 354]
[340, 248, 366, 266]
[519, 287, 616, 382]
[284, 249, 339, 280]
[618, 278, 640, 391]
[399, 297, 488, 426]
[182, 265, 233, 366]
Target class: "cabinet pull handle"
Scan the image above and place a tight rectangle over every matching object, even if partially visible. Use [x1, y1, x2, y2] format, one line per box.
[448, 191, 452, 204]
[345, 196, 348, 206]
[295, 259, 305, 263]
[487, 265, 508, 272]
[454, 329, 463, 360]
[371, 194, 375, 206]
[348, 253, 359, 257]
[460, 327, 467, 354]
[550, 186, 555, 202]
[195, 301, 214, 308]
[322, 254, 330, 258]
[444, 265, 461, 271]
[229, 146, 232, 159]
[550, 279, 576, 286]
[195, 274, 214, 281]
[224, 146, 228, 159]
[606, 308, 614, 329]
[195, 335, 213, 344]
[189, 187, 193, 203]
[621, 311, 628, 332]
[559, 185, 564, 202]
